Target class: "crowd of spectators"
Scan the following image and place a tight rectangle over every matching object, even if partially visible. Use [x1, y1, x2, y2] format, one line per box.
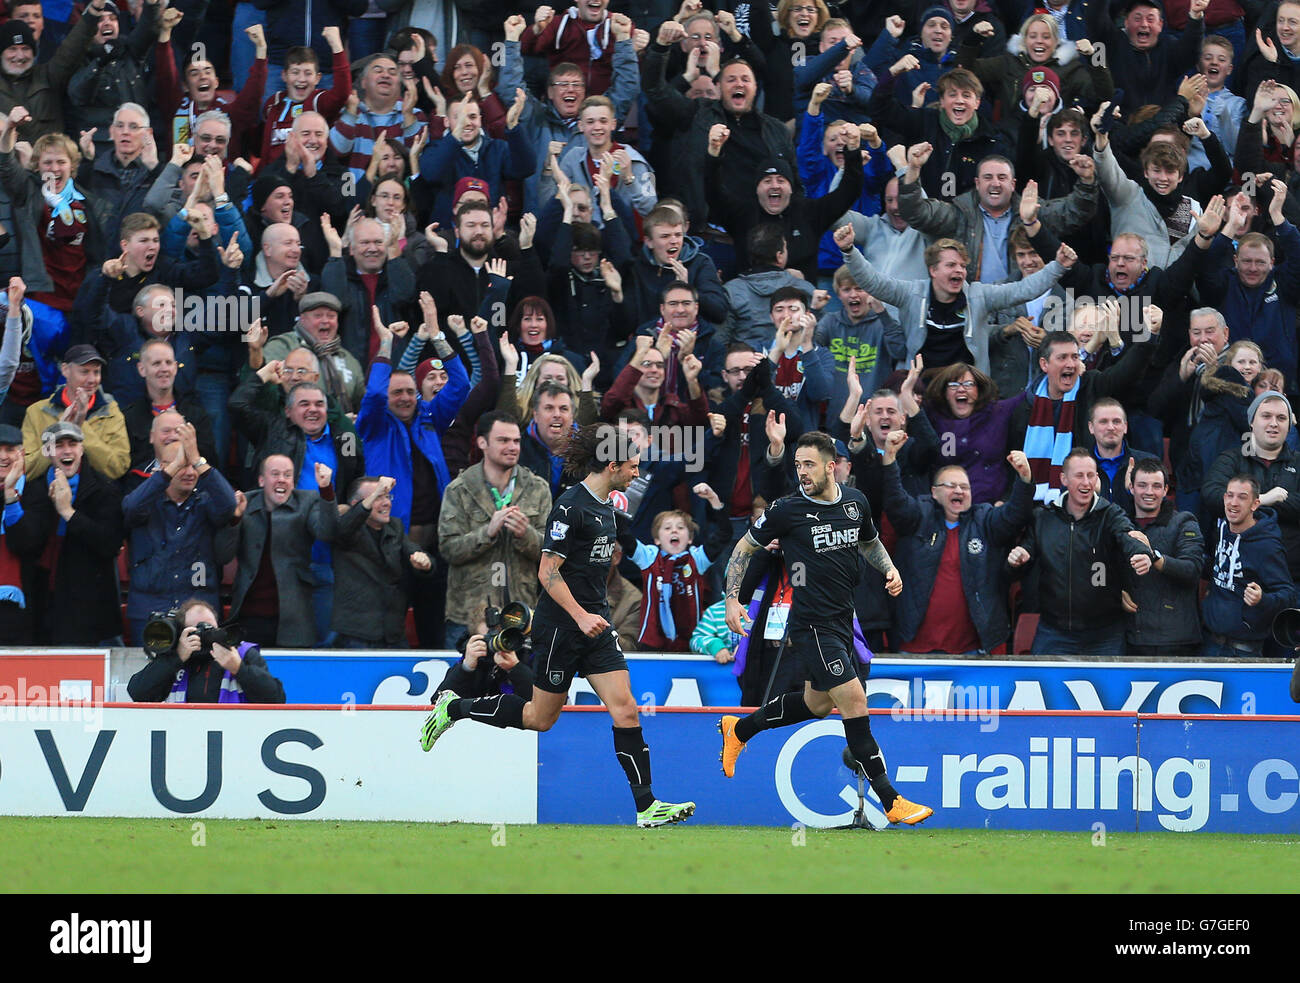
[2, 0, 1300, 678]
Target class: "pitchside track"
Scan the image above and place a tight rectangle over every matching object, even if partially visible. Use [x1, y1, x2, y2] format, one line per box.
[2, 818, 1297, 892]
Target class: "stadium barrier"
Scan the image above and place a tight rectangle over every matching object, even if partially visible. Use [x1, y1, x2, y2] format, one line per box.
[1, 705, 1296, 832]
[0, 648, 1274, 712]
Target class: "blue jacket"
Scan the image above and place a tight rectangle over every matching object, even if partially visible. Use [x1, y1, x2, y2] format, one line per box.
[355, 356, 470, 530]
[791, 40, 878, 121]
[1203, 510, 1298, 643]
[122, 468, 237, 619]
[1197, 223, 1300, 385]
[865, 34, 955, 108]
[161, 201, 253, 265]
[797, 110, 892, 271]
[418, 126, 537, 229]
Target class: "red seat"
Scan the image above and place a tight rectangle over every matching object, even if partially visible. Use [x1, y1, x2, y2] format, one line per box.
[404, 609, 418, 647]
[1013, 613, 1039, 655]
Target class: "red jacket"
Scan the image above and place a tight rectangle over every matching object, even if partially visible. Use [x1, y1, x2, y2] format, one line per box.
[520, 7, 626, 95]
[600, 362, 709, 428]
[258, 49, 354, 165]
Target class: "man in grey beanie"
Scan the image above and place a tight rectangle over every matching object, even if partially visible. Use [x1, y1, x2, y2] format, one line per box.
[1203, 390, 1300, 579]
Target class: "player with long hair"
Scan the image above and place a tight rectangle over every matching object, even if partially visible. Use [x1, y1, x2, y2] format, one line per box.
[421, 422, 696, 827]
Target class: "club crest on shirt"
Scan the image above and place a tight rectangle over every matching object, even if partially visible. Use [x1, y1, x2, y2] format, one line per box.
[550, 671, 564, 686]
[550, 521, 569, 540]
[844, 501, 860, 521]
[967, 537, 984, 555]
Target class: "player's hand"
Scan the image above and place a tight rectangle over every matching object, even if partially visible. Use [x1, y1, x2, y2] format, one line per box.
[883, 568, 902, 597]
[725, 597, 752, 636]
[575, 610, 611, 638]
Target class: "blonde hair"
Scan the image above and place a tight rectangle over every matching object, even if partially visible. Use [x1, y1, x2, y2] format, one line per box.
[1018, 14, 1060, 54]
[516, 353, 582, 419]
[1224, 340, 1265, 367]
[31, 133, 81, 171]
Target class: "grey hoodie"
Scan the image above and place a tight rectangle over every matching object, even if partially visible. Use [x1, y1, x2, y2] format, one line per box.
[722, 269, 814, 351]
[841, 246, 1067, 376]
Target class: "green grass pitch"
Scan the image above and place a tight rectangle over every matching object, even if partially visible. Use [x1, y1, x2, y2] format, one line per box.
[3, 817, 1298, 892]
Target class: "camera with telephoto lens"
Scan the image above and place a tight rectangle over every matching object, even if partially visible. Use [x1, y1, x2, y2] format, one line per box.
[141, 609, 242, 659]
[483, 602, 532, 654]
[142, 608, 184, 657]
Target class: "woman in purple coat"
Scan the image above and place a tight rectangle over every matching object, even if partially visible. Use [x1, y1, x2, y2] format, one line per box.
[924, 362, 1020, 504]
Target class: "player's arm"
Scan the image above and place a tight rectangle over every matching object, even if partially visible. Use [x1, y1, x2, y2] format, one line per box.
[723, 532, 761, 635]
[538, 550, 608, 637]
[859, 535, 902, 597]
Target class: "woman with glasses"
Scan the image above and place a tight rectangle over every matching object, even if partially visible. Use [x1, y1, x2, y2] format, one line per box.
[923, 361, 1022, 504]
[749, 0, 832, 124]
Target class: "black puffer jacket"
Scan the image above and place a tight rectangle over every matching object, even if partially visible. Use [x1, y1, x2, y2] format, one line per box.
[66, 6, 160, 150]
[1122, 501, 1205, 648]
[1012, 492, 1152, 633]
[881, 460, 1034, 650]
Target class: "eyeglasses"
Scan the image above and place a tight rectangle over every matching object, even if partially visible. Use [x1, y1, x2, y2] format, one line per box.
[724, 365, 753, 376]
[946, 380, 977, 390]
[790, 4, 819, 13]
[551, 80, 584, 89]
[933, 481, 971, 491]
[639, 360, 666, 369]
[283, 367, 315, 378]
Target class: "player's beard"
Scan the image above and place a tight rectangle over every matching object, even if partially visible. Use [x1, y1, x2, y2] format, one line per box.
[804, 471, 830, 496]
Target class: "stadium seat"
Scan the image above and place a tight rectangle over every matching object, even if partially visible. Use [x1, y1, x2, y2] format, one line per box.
[1013, 613, 1039, 655]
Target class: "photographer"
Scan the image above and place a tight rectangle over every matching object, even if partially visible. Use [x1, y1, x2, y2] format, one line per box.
[126, 599, 286, 703]
[433, 615, 534, 705]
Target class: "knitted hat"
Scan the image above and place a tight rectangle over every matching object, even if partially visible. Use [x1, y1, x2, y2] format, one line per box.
[1249, 390, 1294, 425]
[251, 173, 292, 213]
[755, 158, 794, 184]
[452, 176, 490, 208]
[415, 356, 445, 392]
[0, 20, 36, 52]
[1022, 66, 1061, 103]
[919, 6, 956, 30]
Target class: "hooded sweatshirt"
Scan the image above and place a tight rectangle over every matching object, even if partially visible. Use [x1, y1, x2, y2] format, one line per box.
[1203, 510, 1297, 642]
